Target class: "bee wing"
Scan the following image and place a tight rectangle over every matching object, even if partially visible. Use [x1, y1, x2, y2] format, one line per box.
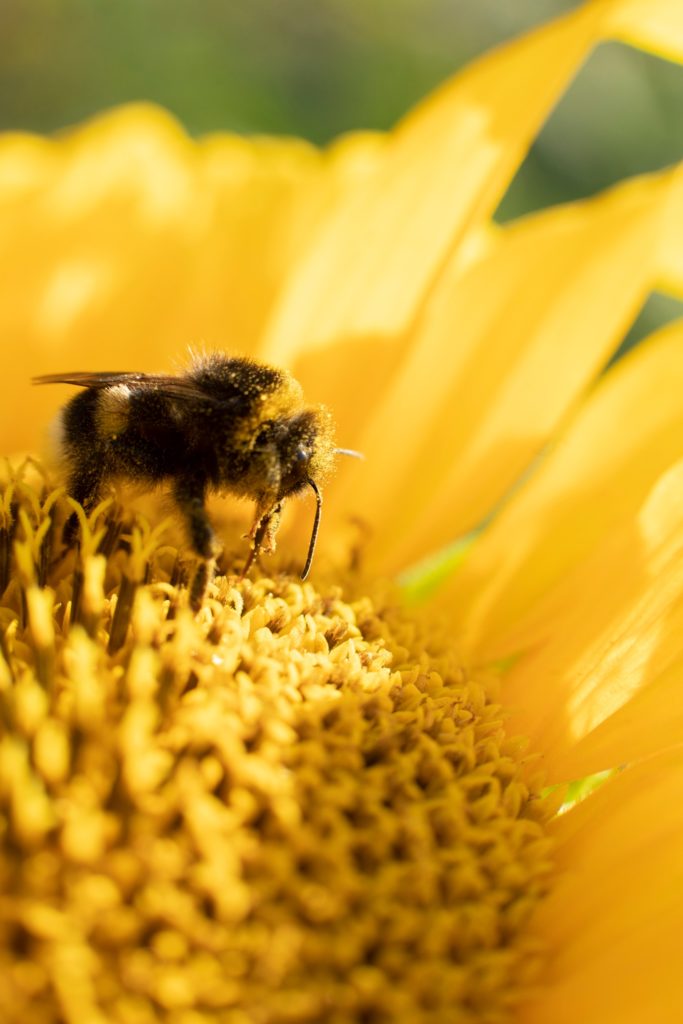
[32, 371, 213, 402]
[34, 372, 143, 387]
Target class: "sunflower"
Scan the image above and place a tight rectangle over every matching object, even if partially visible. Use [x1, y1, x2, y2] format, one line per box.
[2, 2, 683, 1022]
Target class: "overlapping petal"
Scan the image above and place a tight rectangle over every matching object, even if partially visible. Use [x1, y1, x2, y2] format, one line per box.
[436, 319, 683, 781]
[504, 459, 683, 782]
[520, 746, 683, 1024]
[321, 168, 683, 572]
[444, 317, 683, 658]
[261, 1, 606, 372]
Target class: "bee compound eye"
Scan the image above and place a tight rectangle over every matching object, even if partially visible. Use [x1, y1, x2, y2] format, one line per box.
[295, 446, 310, 464]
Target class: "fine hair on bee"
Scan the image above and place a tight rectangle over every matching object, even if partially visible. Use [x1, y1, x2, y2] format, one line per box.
[34, 352, 362, 605]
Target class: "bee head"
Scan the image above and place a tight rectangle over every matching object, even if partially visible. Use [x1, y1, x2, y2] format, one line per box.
[276, 407, 336, 498]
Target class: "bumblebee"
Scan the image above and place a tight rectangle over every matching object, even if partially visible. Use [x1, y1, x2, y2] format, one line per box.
[34, 353, 352, 597]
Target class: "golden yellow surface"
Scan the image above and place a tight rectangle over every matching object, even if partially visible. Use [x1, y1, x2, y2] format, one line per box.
[0, 471, 556, 1023]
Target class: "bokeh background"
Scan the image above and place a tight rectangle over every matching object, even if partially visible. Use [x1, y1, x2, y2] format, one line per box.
[2, 0, 683, 348]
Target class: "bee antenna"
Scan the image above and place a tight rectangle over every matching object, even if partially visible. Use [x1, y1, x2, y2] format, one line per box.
[301, 478, 322, 581]
[334, 448, 364, 459]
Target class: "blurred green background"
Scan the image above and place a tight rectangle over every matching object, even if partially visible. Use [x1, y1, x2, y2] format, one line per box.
[2, 0, 682, 346]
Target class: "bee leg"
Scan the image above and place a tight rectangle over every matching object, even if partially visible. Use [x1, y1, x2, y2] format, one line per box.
[189, 560, 211, 611]
[172, 478, 217, 609]
[63, 465, 104, 546]
[240, 515, 269, 579]
[172, 479, 216, 559]
[241, 502, 282, 579]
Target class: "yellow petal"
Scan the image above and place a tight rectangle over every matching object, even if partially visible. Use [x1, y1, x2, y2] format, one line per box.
[197, 129, 385, 359]
[555, 650, 683, 783]
[319, 168, 683, 572]
[443, 316, 683, 662]
[456, 453, 683, 782]
[261, 1, 606, 373]
[609, 0, 683, 61]
[519, 746, 683, 1024]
